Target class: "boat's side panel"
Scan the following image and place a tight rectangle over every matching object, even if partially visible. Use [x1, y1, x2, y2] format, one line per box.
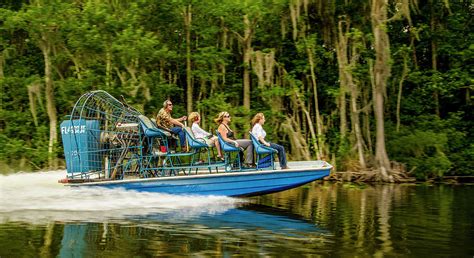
[73, 168, 330, 196]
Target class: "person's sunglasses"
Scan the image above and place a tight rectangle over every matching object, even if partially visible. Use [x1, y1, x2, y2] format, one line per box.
[167, 103, 173, 106]
[224, 115, 230, 118]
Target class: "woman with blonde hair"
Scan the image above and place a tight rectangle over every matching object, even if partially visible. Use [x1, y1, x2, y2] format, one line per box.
[215, 111, 255, 168]
[188, 112, 223, 160]
[251, 113, 289, 169]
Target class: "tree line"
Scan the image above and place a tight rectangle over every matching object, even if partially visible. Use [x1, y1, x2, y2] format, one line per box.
[0, 0, 472, 180]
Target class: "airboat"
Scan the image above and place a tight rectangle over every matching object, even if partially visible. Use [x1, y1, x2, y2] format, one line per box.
[59, 90, 331, 197]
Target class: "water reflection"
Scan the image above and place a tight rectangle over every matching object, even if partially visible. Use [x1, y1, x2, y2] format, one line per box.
[56, 204, 327, 257]
[1, 171, 474, 257]
[134, 204, 325, 236]
[254, 182, 474, 257]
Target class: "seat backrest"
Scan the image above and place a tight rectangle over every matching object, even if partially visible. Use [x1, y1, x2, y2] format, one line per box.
[184, 127, 206, 148]
[249, 131, 277, 154]
[216, 131, 239, 152]
[137, 115, 170, 137]
[184, 126, 195, 139]
[249, 132, 261, 147]
[138, 115, 155, 129]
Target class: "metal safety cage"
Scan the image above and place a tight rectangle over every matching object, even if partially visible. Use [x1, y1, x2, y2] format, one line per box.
[60, 90, 143, 180]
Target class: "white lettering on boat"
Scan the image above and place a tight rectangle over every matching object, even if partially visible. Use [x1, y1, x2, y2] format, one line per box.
[61, 125, 86, 135]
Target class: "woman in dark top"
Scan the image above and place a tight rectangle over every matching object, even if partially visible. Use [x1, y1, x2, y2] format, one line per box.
[215, 111, 254, 167]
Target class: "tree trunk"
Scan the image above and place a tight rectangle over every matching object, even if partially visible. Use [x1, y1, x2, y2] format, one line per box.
[184, 5, 193, 114]
[281, 117, 311, 161]
[294, 90, 318, 159]
[349, 42, 366, 169]
[371, 0, 391, 181]
[409, 27, 418, 70]
[336, 20, 366, 168]
[242, 15, 253, 111]
[396, 54, 409, 132]
[220, 17, 227, 86]
[0, 53, 4, 79]
[289, 0, 299, 41]
[430, 1, 440, 117]
[211, 65, 218, 95]
[362, 84, 373, 153]
[27, 82, 42, 127]
[350, 82, 366, 169]
[339, 80, 348, 139]
[159, 60, 165, 81]
[335, 20, 347, 140]
[105, 46, 112, 89]
[63, 45, 82, 79]
[306, 46, 323, 159]
[40, 35, 58, 169]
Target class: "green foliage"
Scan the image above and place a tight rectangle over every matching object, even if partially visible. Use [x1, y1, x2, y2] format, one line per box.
[196, 93, 243, 135]
[0, 107, 50, 170]
[0, 0, 471, 178]
[388, 129, 452, 180]
[387, 107, 474, 178]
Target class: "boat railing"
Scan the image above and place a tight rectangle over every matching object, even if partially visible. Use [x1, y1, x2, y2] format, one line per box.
[62, 91, 298, 183]
[136, 116, 229, 178]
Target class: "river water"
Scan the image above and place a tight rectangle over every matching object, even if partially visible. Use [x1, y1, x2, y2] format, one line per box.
[1, 171, 473, 257]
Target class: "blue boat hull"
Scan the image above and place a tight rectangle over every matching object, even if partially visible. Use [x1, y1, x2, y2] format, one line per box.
[69, 162, 331, 197]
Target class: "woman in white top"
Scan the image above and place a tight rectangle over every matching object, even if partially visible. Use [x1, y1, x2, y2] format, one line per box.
[251, 113, 289, 169]
[188, 112, 223, 160]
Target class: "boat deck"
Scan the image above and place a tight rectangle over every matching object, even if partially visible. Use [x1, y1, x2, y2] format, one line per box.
[62, 161, 331, 184]
[138, 160, 330, 177]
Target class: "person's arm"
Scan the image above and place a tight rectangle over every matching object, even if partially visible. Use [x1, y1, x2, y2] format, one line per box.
[258, 135, 271, 147]
[157, 109, 185, 128]
[218, 124, 239, 147]
[170, 116, 187, 127]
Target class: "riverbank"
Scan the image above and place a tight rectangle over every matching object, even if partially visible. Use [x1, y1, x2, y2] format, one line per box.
[326, 171, 474, 184]
[326, 171, 415, 183]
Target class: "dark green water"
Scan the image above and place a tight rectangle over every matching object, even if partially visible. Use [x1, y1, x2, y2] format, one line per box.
[0, 171, 473, 257]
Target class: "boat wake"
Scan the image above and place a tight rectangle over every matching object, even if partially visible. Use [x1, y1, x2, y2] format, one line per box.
[0, 171, 243, 224]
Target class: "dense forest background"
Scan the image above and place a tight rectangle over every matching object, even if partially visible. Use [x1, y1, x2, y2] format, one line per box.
[0, 0, 472, 180]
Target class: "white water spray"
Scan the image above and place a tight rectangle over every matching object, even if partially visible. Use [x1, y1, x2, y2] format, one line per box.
[0, 171, 243, 223]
